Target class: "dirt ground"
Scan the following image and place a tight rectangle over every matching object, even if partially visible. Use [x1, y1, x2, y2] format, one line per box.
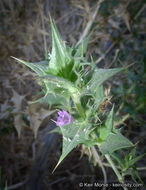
[0, 0, 145, 190]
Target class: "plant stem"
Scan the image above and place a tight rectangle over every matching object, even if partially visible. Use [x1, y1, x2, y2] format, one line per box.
[91, 146, 107, 190]
[72, 94, 86, 119]
[105, 154, 127, 190]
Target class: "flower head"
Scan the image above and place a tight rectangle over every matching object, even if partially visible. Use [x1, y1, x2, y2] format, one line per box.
[57, 110, 72, 127]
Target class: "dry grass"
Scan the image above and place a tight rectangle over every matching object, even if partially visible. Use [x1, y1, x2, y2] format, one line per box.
[0, 0, 145, 189]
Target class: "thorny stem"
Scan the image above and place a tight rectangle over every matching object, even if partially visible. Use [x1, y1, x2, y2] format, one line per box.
[105, 154, 128, 190]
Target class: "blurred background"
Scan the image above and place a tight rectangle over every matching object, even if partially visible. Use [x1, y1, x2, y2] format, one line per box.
[0, 0, 145, 189]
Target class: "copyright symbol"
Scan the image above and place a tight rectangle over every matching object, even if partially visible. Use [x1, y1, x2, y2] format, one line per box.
[79, 183, 83, 187]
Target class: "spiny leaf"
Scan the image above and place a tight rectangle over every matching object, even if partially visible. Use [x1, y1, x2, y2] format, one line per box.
[100, 105, 114, 140]
[105, 105, 114, 129]
[94, 84, 105, 109]
[129, 145, 137, 159]
[53, 120, 93, 171]
[11, 57, 49, 76]
[87, 68, 123, 93]
[40, 74, 85, 118]
[128, 154, 146, 168]
[49, 18, 71, 73]
[40, 74, 80, 95]
[36, 93, 67, 106]
[14, 114, 24, 138]
[11, 89, 25, 137]
[75, 33, 92, 57]
[99, 132, 133, 154]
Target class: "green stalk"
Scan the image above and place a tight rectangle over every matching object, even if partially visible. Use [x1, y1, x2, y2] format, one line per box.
[73, 96, 86, 119]
[71, 92, 86, 119]
[105, 154, 128, 190]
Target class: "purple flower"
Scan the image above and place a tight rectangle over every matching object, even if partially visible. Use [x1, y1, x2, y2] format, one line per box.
[57, 110, 72, 127]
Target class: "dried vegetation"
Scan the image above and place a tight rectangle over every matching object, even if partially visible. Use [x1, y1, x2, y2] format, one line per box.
[0, 0, 145, 189]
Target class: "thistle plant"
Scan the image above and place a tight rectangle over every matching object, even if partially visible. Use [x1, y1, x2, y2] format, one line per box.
[12, 18, 144, 189]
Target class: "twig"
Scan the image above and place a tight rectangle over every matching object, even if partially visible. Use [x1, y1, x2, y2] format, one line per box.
[91, 146, 107, 190]
[134, 3, 146, 20]
[114, 103, 144, 127]
[95, 40, 117, 65]
[95, 2, 145, 67]
[56, 8, 77, 23]
[76, 0, 104, 46]
[114, 113, 130, 127]
[37, 0, 47, 54]
[7, 180, 27, 190]
[105, 49, 120, 69]
[137, 167, 146, 171]
[49, 177, 66, 185]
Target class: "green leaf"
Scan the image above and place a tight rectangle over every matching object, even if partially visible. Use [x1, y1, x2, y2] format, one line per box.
[99, 132, 133, 155]
[100, 106, 114, 140]
[75, 34, 91, 57]
[133, 168, 145, 185]
[128, 154, 146, 168]
[53, 120, 93, 171]
[88, 68, 123, 93]
[40, 74, 86, 118]
[40, 73, 80, 95]
[11, 57, 49, 76]
[49, 19, 71, 73]
[128, 146, 137, 160]
[94, 85, 105, 109]
[105, 105, 114, 130]
[111, 152, 125, 168]
[124, 146, 144, 169]
[36, 93, 67, 107]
